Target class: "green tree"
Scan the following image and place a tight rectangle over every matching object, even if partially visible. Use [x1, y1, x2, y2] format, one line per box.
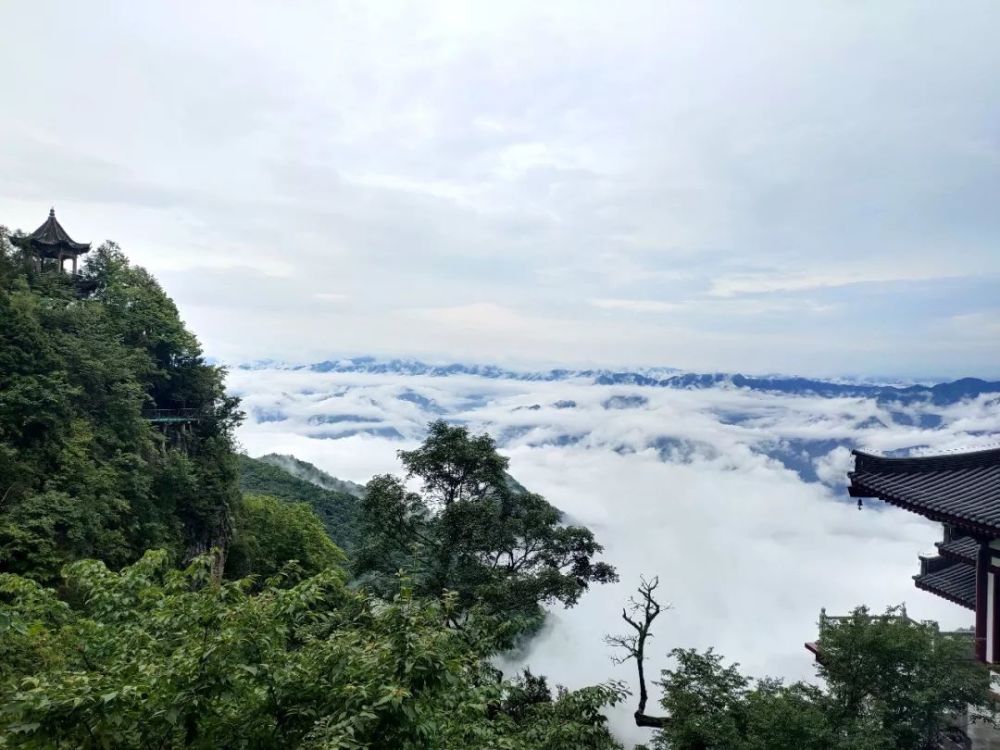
[609, 580, 993, 750]
[649, 650, 833, 750]
[224, 494, 345, 581]
[741, 680, 832, 750]
[0, 551, 625, 749]
[238, 455, 360, 550]
[0, 234, 241, 582]
[353, 420, 617, 637]
[818, 606, 992, 749]
[654, 648, 751, 750]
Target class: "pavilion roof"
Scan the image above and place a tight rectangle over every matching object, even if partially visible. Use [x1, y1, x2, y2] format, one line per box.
[913, 560, 976, 610]
[849, 447, 1000, 536]
[12, 208, 91, 255]
[937, 535, 980, 565]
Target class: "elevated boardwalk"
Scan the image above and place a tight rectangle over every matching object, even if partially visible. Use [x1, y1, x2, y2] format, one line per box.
[142, 408, 203, 424]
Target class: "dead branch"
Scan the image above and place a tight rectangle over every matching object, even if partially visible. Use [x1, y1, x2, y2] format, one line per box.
[605, 575, 671, 729]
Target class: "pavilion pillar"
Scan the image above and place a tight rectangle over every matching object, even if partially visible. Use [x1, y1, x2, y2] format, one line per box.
[72, 255, 77, 274]
[977, 541, 990, 661]
[992, 568, 1000, 664]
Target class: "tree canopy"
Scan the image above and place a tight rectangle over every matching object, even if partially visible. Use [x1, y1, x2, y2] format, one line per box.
[224, 493, 345, 582]
[609, 579, 994, 750]
[238, 454, 360, 551]
[0, 551, 625, 750]
[353, 420, 618, 639]
[0, 234, 241, 582]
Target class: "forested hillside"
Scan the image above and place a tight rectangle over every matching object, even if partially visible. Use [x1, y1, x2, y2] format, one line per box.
[0, 231, 241, 582]
[0, 233, 629, 748]
[255, 453, 365, 497]
[238, 454, 360, 550]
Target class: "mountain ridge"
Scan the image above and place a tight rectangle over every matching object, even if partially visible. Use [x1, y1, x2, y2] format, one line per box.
[256, 453, 366, 498]
[237, 357, 1000, 406]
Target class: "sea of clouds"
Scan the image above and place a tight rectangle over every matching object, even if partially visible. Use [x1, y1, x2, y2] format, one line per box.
[227, 366, 1000, 744]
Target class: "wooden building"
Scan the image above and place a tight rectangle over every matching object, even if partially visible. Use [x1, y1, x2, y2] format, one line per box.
[848, 447, 1000, 663]
[11, 208, 91, 274]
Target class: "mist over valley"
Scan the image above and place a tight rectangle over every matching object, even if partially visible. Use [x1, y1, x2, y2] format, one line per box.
[231, 360, 1000, 742]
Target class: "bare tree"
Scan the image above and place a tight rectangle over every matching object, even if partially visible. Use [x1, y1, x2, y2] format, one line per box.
[605, 575, 671, 728]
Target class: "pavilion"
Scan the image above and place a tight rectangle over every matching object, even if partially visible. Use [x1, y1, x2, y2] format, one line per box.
[848, 447, 1000, 662]
[11, 208, 91, 274]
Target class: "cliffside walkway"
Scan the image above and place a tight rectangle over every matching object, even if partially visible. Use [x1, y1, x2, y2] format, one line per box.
[142, 408, 203, 424]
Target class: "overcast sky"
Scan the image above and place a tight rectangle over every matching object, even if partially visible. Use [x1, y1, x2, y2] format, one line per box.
[2, 1, 999, 378]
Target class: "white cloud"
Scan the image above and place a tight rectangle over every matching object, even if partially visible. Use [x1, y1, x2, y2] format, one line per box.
[313, 292, 351, 303]
[708, 269, 970, 297]
[933, 310, 1000, 342]
[343, 171, 481, 208]
[590, 298, 681, 313]
[814, 446, 854, 487]
[229, 365, 1000, 743]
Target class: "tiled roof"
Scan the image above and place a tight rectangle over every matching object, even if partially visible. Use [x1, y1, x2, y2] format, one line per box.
[937, 536, 980, 565]
[12, 208, 90, 255]
[849, 447, 1000, 535]
[914, 560, 976, 610]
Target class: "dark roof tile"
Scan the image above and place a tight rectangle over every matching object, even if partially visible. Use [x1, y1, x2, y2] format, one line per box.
[12, 208, 90, 255]
[849, 448, 1000, 534]
[914, 561, 976, 610]
[937, 536, 979, 565]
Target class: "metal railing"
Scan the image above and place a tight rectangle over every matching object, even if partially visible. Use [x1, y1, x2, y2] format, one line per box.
[141, 408, 203, 423]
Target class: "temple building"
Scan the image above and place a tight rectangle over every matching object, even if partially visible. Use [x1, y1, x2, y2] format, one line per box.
[11, 208, 91, 274]
[848, 447, 1000, 663]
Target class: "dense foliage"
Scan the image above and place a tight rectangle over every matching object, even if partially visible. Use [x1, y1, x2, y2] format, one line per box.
[0, 232, 241, 582]
[224, 493, 345, 581]
[816, 607, 991, 749]
[256, 453, 365, 498]
[354, 420, 617, 638]
[0, 551, 625, 749]
[647, 607, 992, 750]
[238, 454, 360, 550]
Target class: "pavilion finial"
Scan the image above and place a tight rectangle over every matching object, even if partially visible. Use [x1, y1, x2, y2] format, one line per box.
[49, 207, 55, 218]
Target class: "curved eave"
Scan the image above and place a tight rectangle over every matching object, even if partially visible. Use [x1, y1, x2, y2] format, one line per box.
[913, 573, 976, 611]
[804, 641, 824, 664]
[32, 239, 91, 253]
[937, 537, 980, 565]
[849, 475, 1000, 538]
[938, 545, 978, 566]
[10, 237, 91, 255]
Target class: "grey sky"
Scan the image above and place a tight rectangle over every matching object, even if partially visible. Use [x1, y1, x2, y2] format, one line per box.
[2, 1, 999, 377]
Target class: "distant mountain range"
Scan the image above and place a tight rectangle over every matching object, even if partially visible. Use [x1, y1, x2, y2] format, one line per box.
[238, 357, 1000, 407]
[239, 356, 682, 382]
